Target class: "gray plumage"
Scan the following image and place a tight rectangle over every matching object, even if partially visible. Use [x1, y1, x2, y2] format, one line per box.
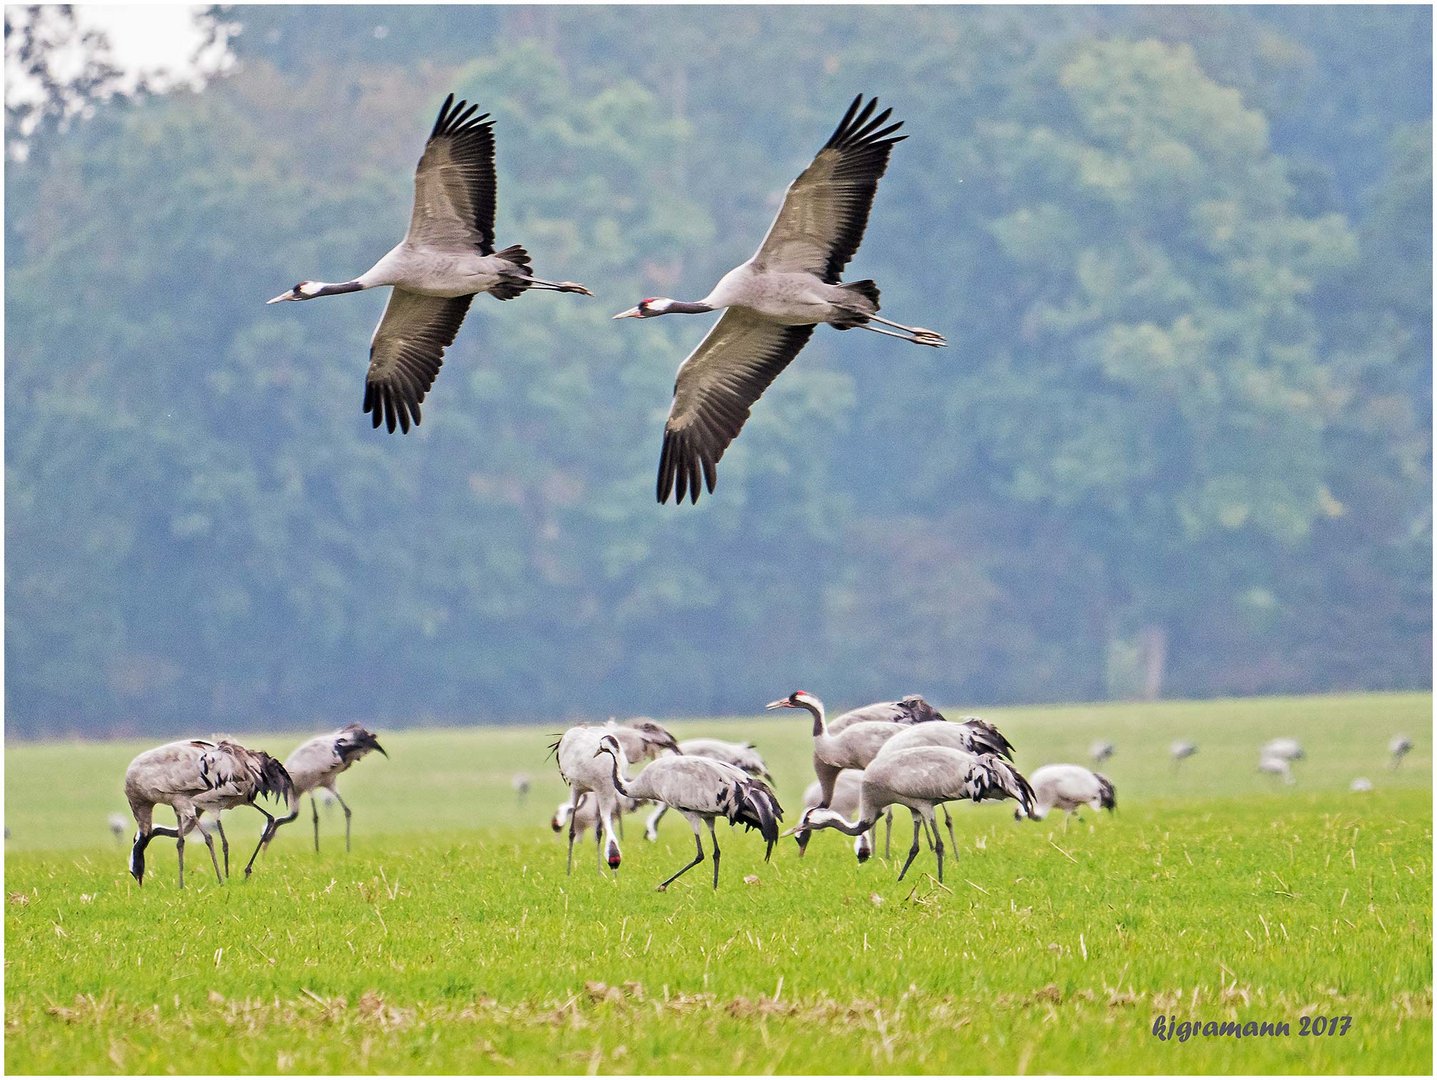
[1171, 740, 1198, 769]
[123, 738, 294, 888]
[551, 790, 644, 842]
[1090, 740, 1115, 765]
[1389, 735, 1414, 769]
[551, 726, 627, 874]
[1261, 738, 1305, 761]
[644, 737, 774, 840]
[1022, 764, 1117, 823]
[595, 734, 783, 891]
[613, 95, 945, 504]
[267, 93, 590, 433]
[787, 745, 1034, 883]
[1258, 754, 1296, 785]
[283, 723, 387, 853]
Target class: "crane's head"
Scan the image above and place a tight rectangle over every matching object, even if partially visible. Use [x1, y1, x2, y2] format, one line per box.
[780, 805, 834, 837]
[593, 733, 624, 762]
[267, 282, 323, 303]
[765, 691, 819, 713]
[128, 837, 146, 885]
[611, 297, 673, 319]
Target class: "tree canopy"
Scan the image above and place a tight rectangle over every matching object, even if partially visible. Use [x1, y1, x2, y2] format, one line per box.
[5, 6, 1430, 736]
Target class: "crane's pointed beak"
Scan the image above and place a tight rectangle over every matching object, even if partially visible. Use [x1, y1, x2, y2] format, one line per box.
[373, 742, 388, 758]
[764, 699, 793, 711]
[779, 823, 806, 838]
[266, 289, 300, 304]
[611, 306, 642, 320]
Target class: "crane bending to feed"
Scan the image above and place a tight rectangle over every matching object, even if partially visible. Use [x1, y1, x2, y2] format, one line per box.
[594, 734, 783, 890]
[613, 94, 946, 504]
[267, 93, 591, 433]
[123, 738, 294, 888]
[1019, 764, 1117, 824]
[784, 745, 1033, 883]
[283, 723, 388, 852]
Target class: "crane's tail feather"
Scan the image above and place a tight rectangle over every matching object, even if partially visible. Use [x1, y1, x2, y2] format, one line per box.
[490, 245, 533, 300]
[729, 778, 784, 861]
[1094, 772, 1117, 812]
[957, 717, 1017, 762]
[965, 756, 1035, 819]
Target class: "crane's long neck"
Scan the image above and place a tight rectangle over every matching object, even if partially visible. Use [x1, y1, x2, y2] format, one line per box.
[805, 806, 876, 838]
[799, 699, 828, 739]
[600, 750, 634, 800]
[307, 280, 366, 297]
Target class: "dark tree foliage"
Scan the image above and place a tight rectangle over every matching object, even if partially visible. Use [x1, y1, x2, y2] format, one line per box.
[5, 7, 1430, 736]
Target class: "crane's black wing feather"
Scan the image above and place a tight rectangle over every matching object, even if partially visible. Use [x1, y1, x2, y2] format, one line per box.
[362, 290, 473, 434]
[407, 93, 498, 254]
[751, 94, 907, 283]
[658, 310, 815, 504]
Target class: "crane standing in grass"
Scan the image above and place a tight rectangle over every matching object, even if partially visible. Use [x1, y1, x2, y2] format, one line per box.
[593, 734, 782, 890]
[784, 745, 1033, 883]
[644, 737, 774, 840]
[123, 738, 294, 888]
[1019, 764, 1116, 825]
[283, 723, 388, 853]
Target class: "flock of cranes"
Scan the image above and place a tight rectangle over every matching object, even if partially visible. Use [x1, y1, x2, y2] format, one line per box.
[112, 704, 1413, 891]
[268, 92, 944, 503]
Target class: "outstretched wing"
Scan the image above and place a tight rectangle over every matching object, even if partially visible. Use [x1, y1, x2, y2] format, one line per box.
[363, 289, 473, 434]
[406, 93, 497, 254]
[750, 95, 906, 283]
[658, 308, 815, 504]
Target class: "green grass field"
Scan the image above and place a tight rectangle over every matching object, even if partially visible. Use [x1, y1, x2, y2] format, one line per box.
[5, 692, 1431, 1074]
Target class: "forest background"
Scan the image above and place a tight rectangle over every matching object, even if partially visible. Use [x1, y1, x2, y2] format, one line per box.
[5, 5, 1431, 737]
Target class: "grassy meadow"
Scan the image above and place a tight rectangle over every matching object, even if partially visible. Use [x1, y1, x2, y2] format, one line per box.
[4, 692, 1432, 1073]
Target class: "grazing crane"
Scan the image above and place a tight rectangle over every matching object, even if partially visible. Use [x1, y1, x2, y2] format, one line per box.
[644, 737, 774, 840]
[868, 716, 1021, 853]
[798, 770, 875, 862]
[283, 723, 388, 853]
[551, 726, 630, 874]
[551, 791, 645, 842]
[108, 812, 128, 843]
[1020, 764, 1116, 825]
[1258, 754, 1296, 785]
[1389, 735, 1414, 770]
[613, 94, 945, 504]
[1089, 740, 1115, 766]
[598, 717, 682, 764]
[593, 735, 782, 890]
[267, 93, 591, 433]
[1171, 740, 1198, 770]
[1350, 777, 1374, 793]
[785, 746, 1033, 883]
[512, 772, 532, 807]
[123, 738, 294, 888]
[769, 691, 1015, 852]
[1261, 737, 1305, 761]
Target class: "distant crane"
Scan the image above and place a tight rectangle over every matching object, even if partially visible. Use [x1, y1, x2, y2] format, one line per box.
[1090, 740, 1115, 766]
[1350, 777, 1374, 793]
[784, 745, 1033, 883]
[512, 772, 532, 807]
[644, 737, 774, 840]
[613, 94, 944, 504]
[1170, 740, 1198, 770]
[1258, 754, 1296, 785]
[594, 734, 782, 890]
[123, 738, 293, 888]
[267, 93, 591, 433]
[283, 723, 388, 852]
[108, 813, 128, 843]
[1390, 735, 1414, 770]
[1261, 737, 1305, 762]
[1020, 764, 1116, 825]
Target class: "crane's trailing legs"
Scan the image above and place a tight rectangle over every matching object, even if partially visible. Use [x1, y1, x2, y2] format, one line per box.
[856, 314, 947, 347]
